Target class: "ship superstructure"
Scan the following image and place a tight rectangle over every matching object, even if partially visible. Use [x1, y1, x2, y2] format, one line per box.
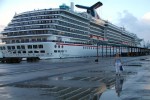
[0, 2, 141, 62]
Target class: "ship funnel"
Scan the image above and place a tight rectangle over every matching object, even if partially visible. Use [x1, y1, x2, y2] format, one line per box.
[75, 1, 103, 19]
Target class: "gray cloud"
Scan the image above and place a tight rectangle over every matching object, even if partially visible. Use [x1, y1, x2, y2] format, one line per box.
[116, 10, 150, 42]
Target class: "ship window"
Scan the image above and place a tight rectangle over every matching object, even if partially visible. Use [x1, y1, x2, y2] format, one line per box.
[12, 40, 15, 43]
[33, 45, 37, 49]
[17, 46, 21, 49]
[34, 51, 39, 53]
[61, 50, 64, 52]
[12, 46, 15, 49]
[21, 45, 25, 49]
[54, 50, 57, 53]
[32, 39, 36, 42]
[40, 50, 45, 53]
[7, 46, 11, 50]
[0, 47, 3, 50]
[18, 51, 21, 53]
[39, 45, 43, 48]
[21, 39, 24, 43]
[42, 38, 47, 42]
[54, 45, 57, 48]
[0, 47, 2, 50]
[28, 45, 32, 49]
[28, 51, 33, 53]
[13, 51, 16, 54]
[37, 38, 41, 41]
[25, 39, 29, 42]
[23, 51, 26, 53]
[58, 45, 60, 48]
[58, 50, 60, 53]
[3, 46, 5, 50]
[61, 45, 63, 48]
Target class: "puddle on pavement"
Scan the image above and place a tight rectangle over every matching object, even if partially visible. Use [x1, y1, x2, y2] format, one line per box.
[7, 75, 125, 100]
[140, 58, 150, 61]
[100, 88, 121, 100]
[126, 64, 142, 67]
[4, 67, 134, 100]
[100, 76, 124, 100]
[49, 76, 73, 81]
[125, 63, 142, 66]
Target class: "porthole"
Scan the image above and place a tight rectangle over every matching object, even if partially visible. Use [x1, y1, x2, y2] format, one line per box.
[54, 50, 57, 53]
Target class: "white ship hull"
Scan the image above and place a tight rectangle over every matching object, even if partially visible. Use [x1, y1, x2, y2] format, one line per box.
[1, 41, 121, 59]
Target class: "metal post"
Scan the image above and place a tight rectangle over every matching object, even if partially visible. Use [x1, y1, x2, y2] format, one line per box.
[97, 43, 98, 58]
[95, 43, 99, 62]
[102, 44, 103, 57]
[140, 48, 141, 55]
[119, 46, 120, 54]
[109, 46, 112, 57]
[128, 47, 129, 56]
[131, 47, 133, 56]
[113, 46, 114, 56]
[106, 45, 107, 57]
[138, 48, 139, 56]
[121, 46, 122, 56]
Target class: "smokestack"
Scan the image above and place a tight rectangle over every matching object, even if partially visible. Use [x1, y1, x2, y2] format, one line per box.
[70, 2, 74, 11]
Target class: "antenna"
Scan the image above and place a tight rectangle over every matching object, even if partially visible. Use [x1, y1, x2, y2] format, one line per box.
[70, 2, 74, 11]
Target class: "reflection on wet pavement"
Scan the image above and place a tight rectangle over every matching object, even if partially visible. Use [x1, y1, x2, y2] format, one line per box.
[1, 70, 126, 100]
[9, 74, 113, 100]
[0, 56, 149, 100]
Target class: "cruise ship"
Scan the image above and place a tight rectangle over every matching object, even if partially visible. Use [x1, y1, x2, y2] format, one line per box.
[0, 2, 141, 62]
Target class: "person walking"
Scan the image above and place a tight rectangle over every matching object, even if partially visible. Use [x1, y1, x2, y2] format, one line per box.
[114, 53, 122, 75]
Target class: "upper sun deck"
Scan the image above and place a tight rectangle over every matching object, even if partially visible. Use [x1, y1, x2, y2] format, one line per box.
[13, 8, 89, 21]
[1, 6, 92, 34]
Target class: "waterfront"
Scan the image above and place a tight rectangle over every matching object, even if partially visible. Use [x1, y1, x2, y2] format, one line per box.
[0, 56, 150, 100]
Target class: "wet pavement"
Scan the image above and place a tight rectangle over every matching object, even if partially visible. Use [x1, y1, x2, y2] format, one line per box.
[0, 56, 150, 100]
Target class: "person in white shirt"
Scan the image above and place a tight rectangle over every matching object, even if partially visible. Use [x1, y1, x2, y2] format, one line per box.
[114, 53, 122, 75]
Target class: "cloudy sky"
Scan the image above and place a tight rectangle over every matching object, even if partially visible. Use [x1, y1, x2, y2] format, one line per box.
[0, 0, 150, 41]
